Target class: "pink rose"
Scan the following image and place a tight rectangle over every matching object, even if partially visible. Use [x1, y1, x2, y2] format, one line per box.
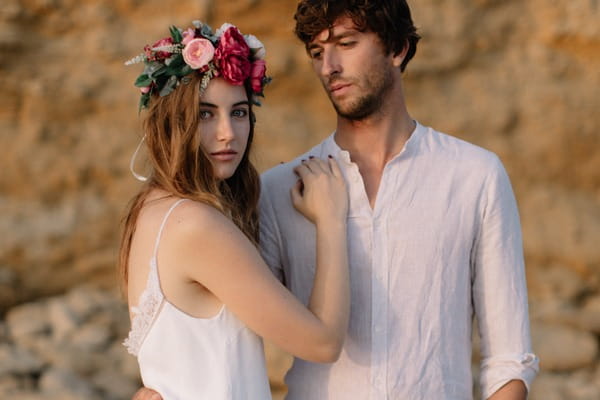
[249, 59, 266, 93]
[182, 38, 215, 70]
[140, 86, 151, 94]
[181, 28, 196, 46]
[214, 27, 251, 85]
[145, 37, 173, 61]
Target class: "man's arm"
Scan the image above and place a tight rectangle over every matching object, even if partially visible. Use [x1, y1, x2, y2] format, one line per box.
[132, 388, 161, 400]
[471, 155, 538, 399]
[488, 380, 527, 400]
[258, 171, 286, 282]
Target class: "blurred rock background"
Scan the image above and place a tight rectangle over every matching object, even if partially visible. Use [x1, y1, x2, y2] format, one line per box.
[0, 0, 598, 399]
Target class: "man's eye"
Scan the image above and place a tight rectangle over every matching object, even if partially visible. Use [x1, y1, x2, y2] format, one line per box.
[310, 50, 322, 59]
[339, 41, 355, 47]
[232, 109, 248, 118]
[199, 110, 212, 120]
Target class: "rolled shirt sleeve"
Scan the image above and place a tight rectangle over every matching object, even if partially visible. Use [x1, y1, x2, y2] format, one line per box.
[471, 155, 539, 398]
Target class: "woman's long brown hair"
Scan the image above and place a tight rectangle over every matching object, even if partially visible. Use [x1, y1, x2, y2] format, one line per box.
[118, 73, 260, 298]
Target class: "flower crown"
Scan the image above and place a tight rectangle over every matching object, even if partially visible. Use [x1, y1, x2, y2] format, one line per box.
[126, 21, 271, 110]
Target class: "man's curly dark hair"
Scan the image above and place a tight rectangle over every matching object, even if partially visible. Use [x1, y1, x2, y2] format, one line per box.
[294, 0, 420, 72]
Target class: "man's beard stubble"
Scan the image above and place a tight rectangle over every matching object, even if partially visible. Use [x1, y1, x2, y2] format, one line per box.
[328, 66, 394, 121]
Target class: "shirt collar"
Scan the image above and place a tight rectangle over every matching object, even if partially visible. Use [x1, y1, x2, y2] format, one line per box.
[318, 120, 427, 165]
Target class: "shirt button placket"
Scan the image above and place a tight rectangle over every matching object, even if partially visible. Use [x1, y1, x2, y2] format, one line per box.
[371, 213, 389, 398]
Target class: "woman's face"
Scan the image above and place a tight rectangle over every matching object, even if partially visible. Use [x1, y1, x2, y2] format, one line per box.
[198, 78, 251, 180]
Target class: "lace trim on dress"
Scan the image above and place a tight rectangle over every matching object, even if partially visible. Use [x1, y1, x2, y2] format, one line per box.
[123, 198, 187, 356]
[123, 259, 164, 356]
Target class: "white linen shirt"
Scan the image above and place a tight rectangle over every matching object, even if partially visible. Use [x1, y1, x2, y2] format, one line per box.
[259, 121, 538, 400]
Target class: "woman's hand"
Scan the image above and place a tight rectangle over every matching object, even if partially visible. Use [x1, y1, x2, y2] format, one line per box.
[291, 156, 348, 225]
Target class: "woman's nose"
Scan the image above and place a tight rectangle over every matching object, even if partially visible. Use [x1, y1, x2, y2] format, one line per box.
[216, 117, 235, 142]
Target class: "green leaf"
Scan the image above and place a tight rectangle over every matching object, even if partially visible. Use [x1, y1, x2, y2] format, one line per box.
[134, 74, 153, 87]
[144, 62, 167, 78]
[159, 75, 178, 97]
[177, 65, 193, 77]
[169, 25, 183, 44]
[139, 92, 150, 112]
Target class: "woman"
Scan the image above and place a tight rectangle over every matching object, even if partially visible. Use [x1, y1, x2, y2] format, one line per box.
[120, 21, 349, 399]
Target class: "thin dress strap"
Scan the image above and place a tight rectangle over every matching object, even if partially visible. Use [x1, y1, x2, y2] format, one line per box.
[123, 198, 188, 356]
[152, 198, 188, 261]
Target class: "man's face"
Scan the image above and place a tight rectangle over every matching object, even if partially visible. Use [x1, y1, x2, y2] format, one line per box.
[307, 16, 397, 121]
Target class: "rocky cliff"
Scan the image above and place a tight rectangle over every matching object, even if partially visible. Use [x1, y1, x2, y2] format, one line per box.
[0, 0, 599, 398]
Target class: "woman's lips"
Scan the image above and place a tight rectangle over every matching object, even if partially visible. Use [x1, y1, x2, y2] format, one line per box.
[210, 150, 238, 162]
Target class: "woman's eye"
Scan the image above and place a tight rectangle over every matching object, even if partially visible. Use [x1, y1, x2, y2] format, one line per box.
[232, 109, 248, 118]
[199, 110, 212, 120]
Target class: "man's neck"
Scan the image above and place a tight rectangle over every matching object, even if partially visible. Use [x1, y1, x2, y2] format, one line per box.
[334, 108, 415, 170]
[333, 101, 415, 209]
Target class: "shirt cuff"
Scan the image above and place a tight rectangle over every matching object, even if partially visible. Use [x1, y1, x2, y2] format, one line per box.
[479, 352, 539, 399]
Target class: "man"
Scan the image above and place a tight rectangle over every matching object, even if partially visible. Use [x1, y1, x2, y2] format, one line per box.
[134, 1, 538, 399]
[259, 1, 538, 399]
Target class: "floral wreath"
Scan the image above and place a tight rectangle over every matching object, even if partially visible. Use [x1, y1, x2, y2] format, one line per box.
[126, 20, 271, 110]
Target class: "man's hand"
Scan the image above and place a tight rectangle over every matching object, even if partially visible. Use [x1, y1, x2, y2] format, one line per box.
[488, 380, 527, 400]
[132, 387, 162, 400]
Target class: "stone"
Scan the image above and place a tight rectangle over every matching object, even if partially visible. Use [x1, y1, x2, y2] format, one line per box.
[577, 295, 600, 333]
[70, 320, 112, 352]
[39, 367, 100, 400]
[0, 344, 44, 376]
[90, 369, 140, 400]
[5, 301, 49, 339]
[529, 371, 568, 400]
[48, 298, 80, 343]
[531, 322, 598, 371]
[0, 1, 599, 398]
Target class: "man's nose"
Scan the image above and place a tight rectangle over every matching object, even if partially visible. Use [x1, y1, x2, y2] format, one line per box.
[320, 48, 341, 78]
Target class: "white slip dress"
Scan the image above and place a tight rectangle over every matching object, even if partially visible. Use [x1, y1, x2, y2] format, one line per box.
[123, 199, 272, 400]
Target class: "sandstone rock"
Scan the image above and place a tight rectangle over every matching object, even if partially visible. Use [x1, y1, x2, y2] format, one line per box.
[577, 295, 600, 333]
[90, 369, 140, 400]
[48, 298, 80, 343]
[0, 1, 599, 399]
[0, 374, 21, 395]
[521, 186, 600, 277]
[0, 321, 7, 342]
[0, 344, 44, 376]
[529, 371, 568, 400]
[106, 340, 141, 382]
[532, 322, 598, 371]
[39, 367, 100, 400]
[5, 301, 49, 340]
[527, 263, 586, 302]
[70, 320, 112, 352]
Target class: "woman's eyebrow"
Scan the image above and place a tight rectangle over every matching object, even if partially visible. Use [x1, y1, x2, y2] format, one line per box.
[200, 101, 250, 108]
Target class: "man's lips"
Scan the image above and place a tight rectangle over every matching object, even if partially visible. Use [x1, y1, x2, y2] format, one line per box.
[210, 150, 238, 161]
[329, 82, 351, 95]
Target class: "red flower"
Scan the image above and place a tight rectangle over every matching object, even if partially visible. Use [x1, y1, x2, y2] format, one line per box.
[250, 59, 266, 93]
[214, 27, 251, 85]
[144, 37, 173, 61]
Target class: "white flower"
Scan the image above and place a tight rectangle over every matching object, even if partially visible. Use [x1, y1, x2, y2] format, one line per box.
[215, 22, 236, 37]
[244, 34, 266, 59]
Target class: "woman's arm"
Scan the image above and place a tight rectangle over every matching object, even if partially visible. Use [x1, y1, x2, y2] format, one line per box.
[169, 157, 349, 362]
